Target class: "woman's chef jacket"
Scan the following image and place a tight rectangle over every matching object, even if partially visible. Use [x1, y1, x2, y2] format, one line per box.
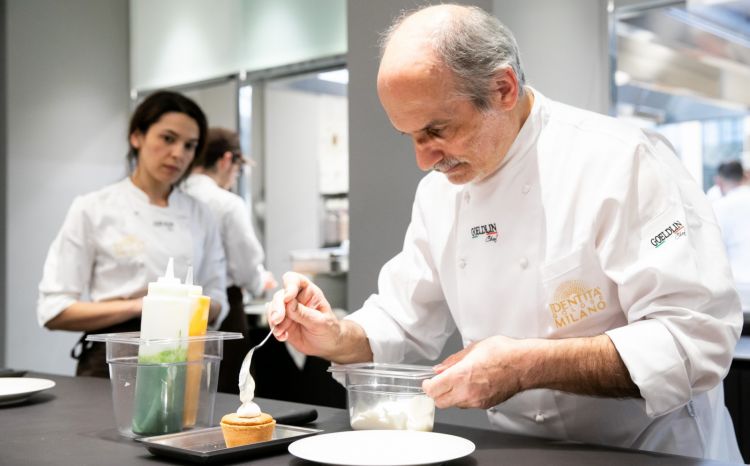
[347, 90, 743, 461]
[183, 173, 266, 296]
[37, 177, 228, 327]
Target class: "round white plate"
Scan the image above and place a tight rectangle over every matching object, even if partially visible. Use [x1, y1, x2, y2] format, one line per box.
[0, 378, 55, 405]
[288, 430, 475, 466]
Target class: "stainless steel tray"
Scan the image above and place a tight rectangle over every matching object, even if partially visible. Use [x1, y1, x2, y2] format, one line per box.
[137, 424, 322, 464]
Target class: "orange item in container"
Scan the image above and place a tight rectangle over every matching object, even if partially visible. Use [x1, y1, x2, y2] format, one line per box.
[182, 288, 211, 427]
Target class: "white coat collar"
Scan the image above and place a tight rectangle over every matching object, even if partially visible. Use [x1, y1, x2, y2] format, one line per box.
[186, 173, 219, 189]
[468, 87, 546, 191]
[122, 176, 182, 208]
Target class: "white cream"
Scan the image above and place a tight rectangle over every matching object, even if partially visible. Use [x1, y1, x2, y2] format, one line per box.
[237, 347, 261, 418]
[350, 395, 435, 431]
[237, 401, 260, 418]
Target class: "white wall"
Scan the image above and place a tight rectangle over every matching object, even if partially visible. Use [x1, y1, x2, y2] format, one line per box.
[5, 0, 130, 374]
[130, 0, 244, 90]
[0, 0, 7, 367]
[263, 86, 323, 279]
[130, 0, 346, 91]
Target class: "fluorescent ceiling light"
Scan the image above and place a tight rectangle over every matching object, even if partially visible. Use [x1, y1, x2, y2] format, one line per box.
[317, 69, 349, 84]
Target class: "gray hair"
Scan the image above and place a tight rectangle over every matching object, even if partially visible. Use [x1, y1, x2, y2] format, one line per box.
[380, 5, 526, 111]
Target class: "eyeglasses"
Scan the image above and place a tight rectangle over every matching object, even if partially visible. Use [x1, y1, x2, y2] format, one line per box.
[231, 152, 245, 165]
[231, 152, 256, 168]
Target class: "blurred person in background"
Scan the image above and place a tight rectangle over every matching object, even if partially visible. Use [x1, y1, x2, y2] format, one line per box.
[713, 160, 750, 312]
[184, 127, 276, 393]
[37, 91, 228, 377]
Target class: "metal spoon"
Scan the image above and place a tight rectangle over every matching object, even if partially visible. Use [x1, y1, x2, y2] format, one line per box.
[238, 327, 274, 389]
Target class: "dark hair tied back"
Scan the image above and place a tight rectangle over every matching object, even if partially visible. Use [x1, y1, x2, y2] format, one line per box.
[127, 90, 208, 183]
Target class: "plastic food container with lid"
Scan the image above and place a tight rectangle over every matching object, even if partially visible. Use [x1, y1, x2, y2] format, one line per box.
[87, 331, 242, 438]
[328, 363, 436, 431]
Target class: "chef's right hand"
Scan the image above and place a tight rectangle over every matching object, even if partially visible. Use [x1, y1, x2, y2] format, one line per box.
[266, 272, 343, 359]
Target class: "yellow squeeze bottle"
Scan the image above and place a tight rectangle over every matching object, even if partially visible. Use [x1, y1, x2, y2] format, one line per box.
[182, 267, 211, 427]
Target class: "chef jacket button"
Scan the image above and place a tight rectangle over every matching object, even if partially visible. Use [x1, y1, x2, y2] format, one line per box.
[534, 413, 545, 423]
[522, 184, 531, 195]
[464, 192, 471, 203]
[488, 406, 498, 414]
[458, 258, 467, 269]
[519, 257, 528, 269]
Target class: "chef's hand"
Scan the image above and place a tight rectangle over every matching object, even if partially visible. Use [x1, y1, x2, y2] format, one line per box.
[266, 272, 372, 363]
[267, 272, 337, 357]
[422, 335, 527, 409]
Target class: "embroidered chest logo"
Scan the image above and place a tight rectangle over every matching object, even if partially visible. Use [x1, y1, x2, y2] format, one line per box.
[113, 235, 145, 258]
[154, 220, 175, 232]
[650, 220, 686, 248]
[549, 280, 607, 328]
[470, 223, 498, 243]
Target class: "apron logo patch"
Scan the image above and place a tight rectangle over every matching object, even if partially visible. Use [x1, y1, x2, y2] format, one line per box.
[650, 220, 686, 248]
[549, 280, 607, 328]
[470, 223, 498, 243]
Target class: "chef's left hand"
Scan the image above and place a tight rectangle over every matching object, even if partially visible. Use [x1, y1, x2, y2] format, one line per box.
[422, 335, 529, 409]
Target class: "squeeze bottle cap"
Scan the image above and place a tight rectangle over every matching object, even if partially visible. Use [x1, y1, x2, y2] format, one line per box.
[147, 257, 189, 297]
[184, 266, 203, 296]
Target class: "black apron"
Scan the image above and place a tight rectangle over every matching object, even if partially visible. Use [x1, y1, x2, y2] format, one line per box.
[71, 318, 141, 378]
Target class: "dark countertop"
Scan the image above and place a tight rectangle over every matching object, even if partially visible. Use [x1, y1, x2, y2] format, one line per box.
[0, 372, 740, 465]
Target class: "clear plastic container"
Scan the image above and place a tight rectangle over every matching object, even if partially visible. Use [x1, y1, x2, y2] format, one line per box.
[87, 331, 242, 438]
[328, 363, 436, 432]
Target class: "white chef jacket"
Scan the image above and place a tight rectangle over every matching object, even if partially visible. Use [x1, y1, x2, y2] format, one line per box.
[183, 173, 267, 296]
[713, 184, 750, 311]
[37, 177, 228, 327]
[347, 90, 743, 461]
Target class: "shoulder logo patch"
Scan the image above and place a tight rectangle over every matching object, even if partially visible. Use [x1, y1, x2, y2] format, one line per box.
[650, 220, 686, 248]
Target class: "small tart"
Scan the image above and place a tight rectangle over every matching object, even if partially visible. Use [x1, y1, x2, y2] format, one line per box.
[220, 412, 276, 447]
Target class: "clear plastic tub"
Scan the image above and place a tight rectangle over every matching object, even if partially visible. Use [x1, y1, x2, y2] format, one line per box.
[328, 363, 436, 431]
[87, 331, 242, 438]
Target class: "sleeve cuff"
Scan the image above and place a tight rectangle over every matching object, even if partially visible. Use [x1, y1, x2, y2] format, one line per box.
[37, 295, 77, 327]
[606, 319, 690, 417]
[345, 297, 406, 363]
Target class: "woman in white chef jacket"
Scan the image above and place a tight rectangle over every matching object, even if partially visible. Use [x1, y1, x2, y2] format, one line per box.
[37, 91, 228, 377]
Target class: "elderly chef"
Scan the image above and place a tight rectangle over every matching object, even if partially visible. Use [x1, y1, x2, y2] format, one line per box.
[266, 4, 742, 462]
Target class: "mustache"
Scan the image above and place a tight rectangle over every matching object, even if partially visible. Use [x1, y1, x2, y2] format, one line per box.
[432, 157, 461, 173]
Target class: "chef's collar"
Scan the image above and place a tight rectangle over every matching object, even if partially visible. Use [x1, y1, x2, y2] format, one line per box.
[470, 86, 545, 188]
[187, 172, 219, 188]
[123, 176, 181, 207]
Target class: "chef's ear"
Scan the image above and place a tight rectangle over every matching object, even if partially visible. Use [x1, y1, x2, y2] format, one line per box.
[218, 151, 234, 170]
[129, 131, 144, 150]
[489, 66, 519, 111]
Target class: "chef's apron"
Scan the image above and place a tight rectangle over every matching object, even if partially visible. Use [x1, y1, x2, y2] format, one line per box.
[71, 318, 141, 378]
[217, 286, 251, 394]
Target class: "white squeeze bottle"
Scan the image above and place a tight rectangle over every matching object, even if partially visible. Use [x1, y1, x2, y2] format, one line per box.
[139, 257, 192, 343]
[132, 257, 193, 436]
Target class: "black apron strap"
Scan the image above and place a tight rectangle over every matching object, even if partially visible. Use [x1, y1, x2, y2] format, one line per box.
[69, 318, 141, 378]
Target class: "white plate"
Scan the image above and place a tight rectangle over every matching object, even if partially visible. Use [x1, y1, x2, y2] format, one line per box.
[0, 378, 55, 406]
[288, 430, 475, 466]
